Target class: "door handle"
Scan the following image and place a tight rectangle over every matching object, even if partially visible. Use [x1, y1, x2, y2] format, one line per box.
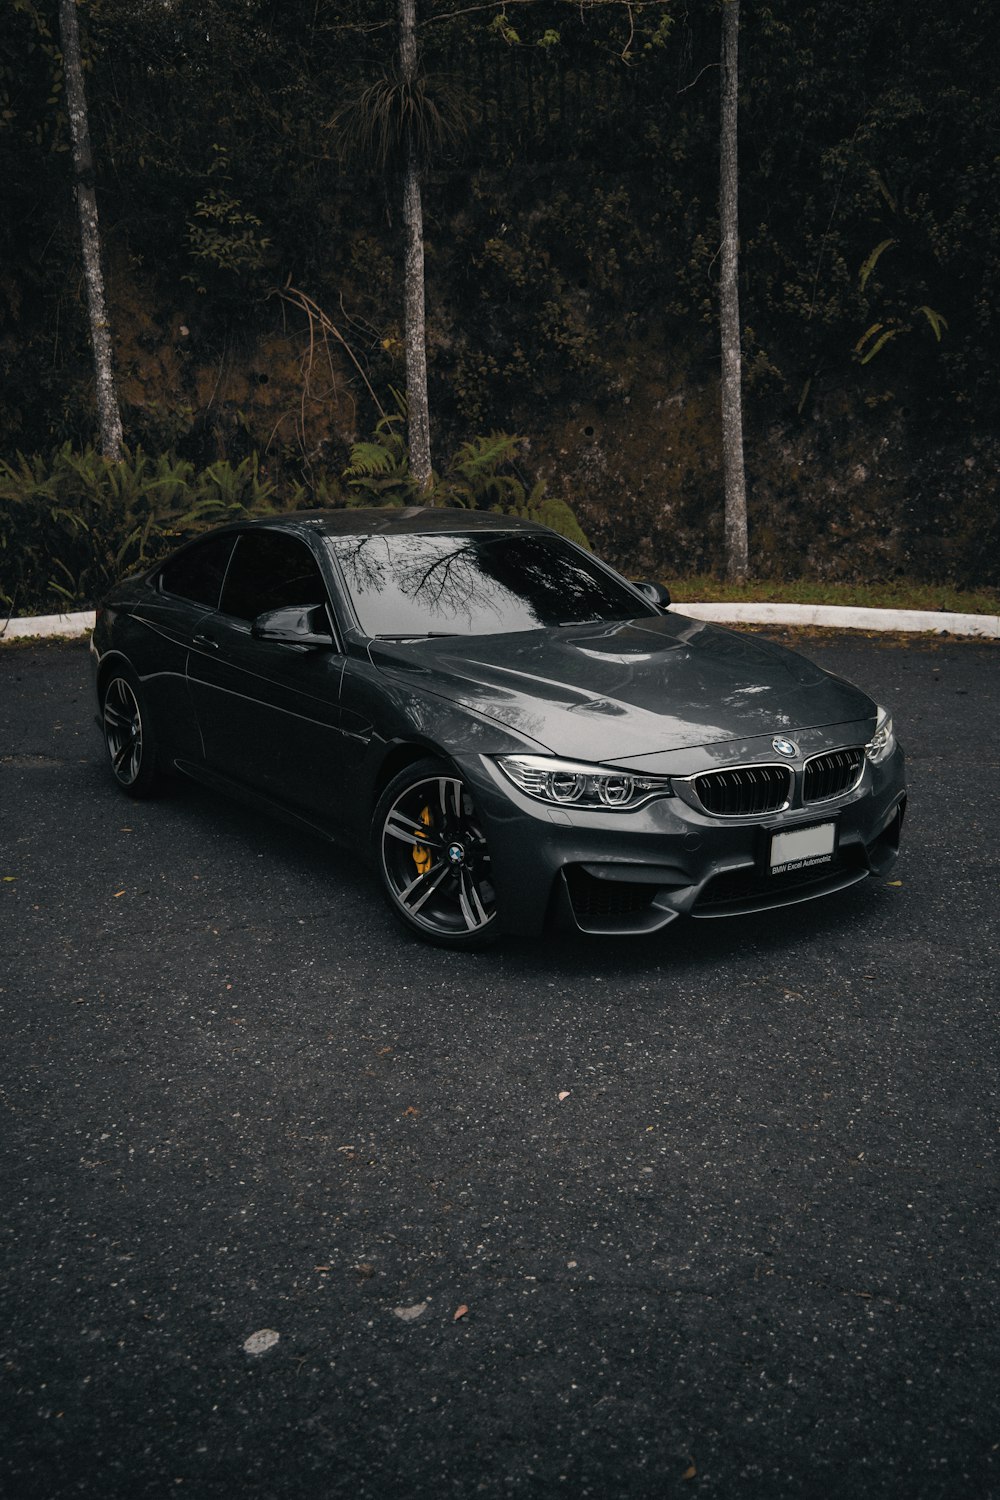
[193, 632, 219, 650]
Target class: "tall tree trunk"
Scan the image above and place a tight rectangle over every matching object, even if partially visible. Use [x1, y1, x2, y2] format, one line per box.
[719, 0, 748, 581]
[58, 0, 123, 462]
[399, 0, 432, 489]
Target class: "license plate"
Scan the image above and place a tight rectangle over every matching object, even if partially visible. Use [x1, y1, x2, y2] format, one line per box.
[769, 821, 836, 874]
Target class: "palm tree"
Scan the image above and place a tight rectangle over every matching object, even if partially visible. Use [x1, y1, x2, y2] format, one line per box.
[334, 0, 468, 490]
[398, 0, 431, 487]
[719, 0, 748, 580]
[58, 0, 123, 461]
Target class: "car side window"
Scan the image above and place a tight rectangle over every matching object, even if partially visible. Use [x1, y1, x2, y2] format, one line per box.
[159, 532, 237, 608]
[220, 531, 329, 622]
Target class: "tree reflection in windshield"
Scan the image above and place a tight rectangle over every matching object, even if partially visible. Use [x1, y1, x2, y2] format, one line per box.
[327, 531, 655, 638]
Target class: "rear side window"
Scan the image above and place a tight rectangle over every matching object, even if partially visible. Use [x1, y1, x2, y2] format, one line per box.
[159, 533, 237, 608]
[220, 531, 328, 622]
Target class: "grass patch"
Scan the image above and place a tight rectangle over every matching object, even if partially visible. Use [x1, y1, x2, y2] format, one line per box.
[667, 576, 1000, 614]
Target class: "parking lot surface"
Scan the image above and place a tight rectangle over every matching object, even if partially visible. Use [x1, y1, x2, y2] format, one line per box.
[1, 632, 998, 1498]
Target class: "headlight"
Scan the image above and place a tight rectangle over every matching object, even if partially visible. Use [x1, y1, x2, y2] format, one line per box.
[496, 754, 672, 810]
[865, 706, 895, 764]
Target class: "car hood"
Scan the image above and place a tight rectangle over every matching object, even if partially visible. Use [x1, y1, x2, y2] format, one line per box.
[369, 613, 876, 767]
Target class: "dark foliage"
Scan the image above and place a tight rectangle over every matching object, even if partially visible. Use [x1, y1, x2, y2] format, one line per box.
[1, 0, 998, 585]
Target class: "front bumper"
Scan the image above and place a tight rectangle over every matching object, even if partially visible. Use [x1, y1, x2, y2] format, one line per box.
[456, 742, 906, 937]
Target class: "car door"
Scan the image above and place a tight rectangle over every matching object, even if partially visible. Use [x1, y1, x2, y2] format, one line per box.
[120, 530, 239, 762]
[185, 528, 349, 823]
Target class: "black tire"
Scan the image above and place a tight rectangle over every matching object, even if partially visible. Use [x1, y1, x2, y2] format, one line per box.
[373, 757, 500, 949]
[101, 669, 160, 799]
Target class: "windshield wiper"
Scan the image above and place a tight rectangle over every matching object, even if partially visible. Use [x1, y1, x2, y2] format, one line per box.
[373, 631, 461, 640]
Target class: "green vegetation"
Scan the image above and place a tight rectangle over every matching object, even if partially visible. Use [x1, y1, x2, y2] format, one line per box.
[0, 446, 282, 616]
[1, 0, 999, 589]
[0, 427, 585, 615]
[345, 418, 588, 548]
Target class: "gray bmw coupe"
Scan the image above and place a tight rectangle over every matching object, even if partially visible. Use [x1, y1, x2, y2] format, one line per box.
[91, 507, 906, 947]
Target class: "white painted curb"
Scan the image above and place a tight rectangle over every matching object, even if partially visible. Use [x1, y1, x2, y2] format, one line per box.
[3, 609, 97, 640]
[677, 602, 999, 638]
[1, 602, 997, 642]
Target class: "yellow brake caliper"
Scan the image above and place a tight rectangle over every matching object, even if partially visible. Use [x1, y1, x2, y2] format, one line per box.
[412, 805, 433, 875]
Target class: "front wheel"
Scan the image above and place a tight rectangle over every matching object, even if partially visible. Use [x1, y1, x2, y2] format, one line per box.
[373, 758, 500, 949]
[101, 670, 160, 798]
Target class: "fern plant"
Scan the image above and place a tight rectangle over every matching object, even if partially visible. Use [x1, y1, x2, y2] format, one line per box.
[344, 411, 417, 506]
[0, 425, 588, 619]
[342, 412, 589, 545]
[0, 446, 279, 614]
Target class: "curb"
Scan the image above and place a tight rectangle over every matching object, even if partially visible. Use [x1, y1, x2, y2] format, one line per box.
[3, 610, 97, 640]
[676, 602, 999, 638]
[1, 603, 997, 642]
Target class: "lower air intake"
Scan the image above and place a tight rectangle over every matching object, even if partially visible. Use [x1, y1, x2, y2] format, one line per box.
[564, 866, 656, 920]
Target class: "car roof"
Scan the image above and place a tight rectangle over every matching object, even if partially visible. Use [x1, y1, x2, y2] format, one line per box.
[241, 506, 550, 539]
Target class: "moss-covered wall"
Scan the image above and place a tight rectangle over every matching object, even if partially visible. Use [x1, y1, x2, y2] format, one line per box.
[104, 262, 1000, 588]
[6, 0, 999, 587]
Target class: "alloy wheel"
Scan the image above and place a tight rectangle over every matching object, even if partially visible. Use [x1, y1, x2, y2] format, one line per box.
[103, 676, 144, 788]
[380, 771, 497, 941]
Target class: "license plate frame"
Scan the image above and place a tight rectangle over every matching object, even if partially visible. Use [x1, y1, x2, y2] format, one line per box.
[768, 820, 838, 875]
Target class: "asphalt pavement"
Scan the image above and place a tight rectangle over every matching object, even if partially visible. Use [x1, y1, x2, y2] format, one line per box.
[1, 631, 998, 1499]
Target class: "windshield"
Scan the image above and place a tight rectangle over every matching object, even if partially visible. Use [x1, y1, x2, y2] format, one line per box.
[326, 531, 655, 638]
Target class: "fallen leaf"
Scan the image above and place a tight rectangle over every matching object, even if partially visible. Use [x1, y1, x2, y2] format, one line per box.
[682, 1462, 697, 1480]
[557, 1090, 570, 1101]
[314, 1264, 331, 1273]
[112, 890, 125, 898]
[392, 1301, 428, 1322]
[243, 1329, 280, 1356]
[3, 876, 15, 883]
[354, 1263, 375, 1280]
[403, 1105, 421, 1117]
[887, 880, 903, 887]
[453, 1304, 469, 1321]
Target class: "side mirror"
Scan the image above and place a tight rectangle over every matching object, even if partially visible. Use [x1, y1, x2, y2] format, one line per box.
[634, 580, 671, 610]
[251, 605, 334, 648]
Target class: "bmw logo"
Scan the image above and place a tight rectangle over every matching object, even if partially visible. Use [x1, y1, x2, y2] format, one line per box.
[772, 736, 798, 758]
[447, 842, 466, 866]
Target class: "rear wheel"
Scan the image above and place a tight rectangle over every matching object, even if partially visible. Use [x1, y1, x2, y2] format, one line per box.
[374, 758, 500, 949]
[102, 670, 160, 798]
